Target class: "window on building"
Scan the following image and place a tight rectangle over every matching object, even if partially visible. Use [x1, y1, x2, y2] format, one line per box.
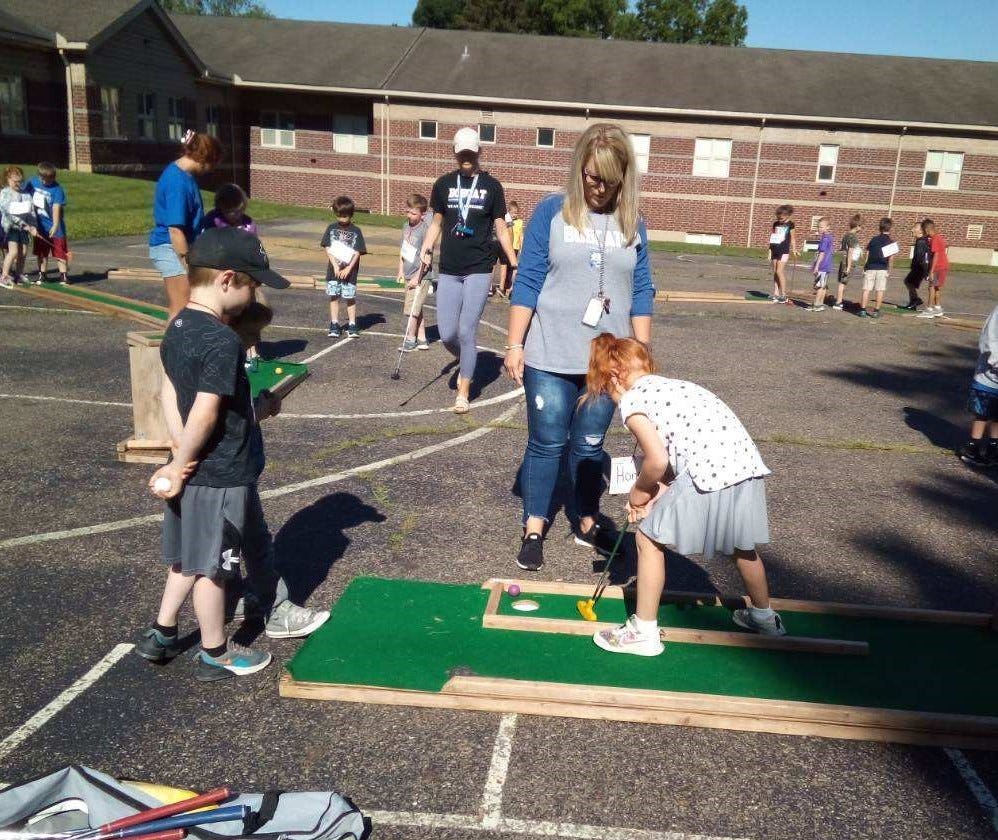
[136, 92, 156, 140]
[100, 87, 121, 139]
[684, 232, 722, 246]
[816, 144, 839, 183]
[536, 127, 555, 147]
[167, 97, 195, 141]
[333, 114, 369, 154]
[479, 123, 496, 144]
[967, 223, 984, 241]
[692, 138, 731, 178]
[260, 111, 295, 148]
[0, 75, 28, 135]
[205, 104, 221, 138]
[631, 133, 651, 174]
[809, 215, 822, 232]
[923, 151, 963, 190]
[419, 120, 437, 140]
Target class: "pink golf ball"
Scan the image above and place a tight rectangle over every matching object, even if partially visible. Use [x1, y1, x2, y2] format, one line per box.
[508, 584, 521, 597]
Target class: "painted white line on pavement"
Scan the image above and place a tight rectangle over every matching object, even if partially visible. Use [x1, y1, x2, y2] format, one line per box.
[0, 644, 134, 763]
[368, 810, 746, 840]
[0, 393, 131, 408]
[0, 304, 97, 315]
[0, 401, 522, 550]
[280, 386, 524, 420]
[361, 291, 509, 335]
[301, 336, 352, 364]
[945, 747, 998, 832]
[481, 713, 518, 827]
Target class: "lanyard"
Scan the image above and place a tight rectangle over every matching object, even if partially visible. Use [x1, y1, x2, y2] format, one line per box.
[455, 173, 479, 224]
[593, 213, 610, 299]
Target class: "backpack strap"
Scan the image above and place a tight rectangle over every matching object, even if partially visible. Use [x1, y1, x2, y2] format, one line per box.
[243, 791, 283, 834]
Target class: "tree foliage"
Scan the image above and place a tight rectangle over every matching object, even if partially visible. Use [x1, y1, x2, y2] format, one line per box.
[617, 0, 747, 45]
[411, 0, 464, 28]
[159, 0, 273, 18]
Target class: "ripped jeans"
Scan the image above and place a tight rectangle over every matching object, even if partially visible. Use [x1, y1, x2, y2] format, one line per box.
[520, 365, 616, 524]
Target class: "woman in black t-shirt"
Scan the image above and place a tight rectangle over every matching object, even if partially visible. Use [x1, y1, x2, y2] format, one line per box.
[421, 127, 518, 414]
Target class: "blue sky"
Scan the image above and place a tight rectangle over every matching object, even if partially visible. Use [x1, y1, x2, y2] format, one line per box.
[264, 0, 998, 61]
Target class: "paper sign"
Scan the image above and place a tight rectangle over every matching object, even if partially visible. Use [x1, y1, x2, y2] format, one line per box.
[769, 232, 785, 245]
[400, 241, 417, 264]
[326, 240, 356, 265]
[881, 242, 900, 258]
[850, 246, 862, 261]
[9, 200, 32, 216]
[32, 191, 47, 211]
[609, 455, 644, 495]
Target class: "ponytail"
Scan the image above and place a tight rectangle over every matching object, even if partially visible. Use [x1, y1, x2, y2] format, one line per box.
[182, 130, 223, 168]
[584, 333, 655, 403]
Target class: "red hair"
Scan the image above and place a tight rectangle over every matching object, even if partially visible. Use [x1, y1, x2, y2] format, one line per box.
[182, 130, 223, 168]
[585, 333, 655, 402]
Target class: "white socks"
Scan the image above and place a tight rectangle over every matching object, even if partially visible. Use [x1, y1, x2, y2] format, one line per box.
[749, 605, 776, 622]
[633, 616, 659, 636]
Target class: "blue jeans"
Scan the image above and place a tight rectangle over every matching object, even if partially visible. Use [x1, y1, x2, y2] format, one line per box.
[520, 365, 616, 524]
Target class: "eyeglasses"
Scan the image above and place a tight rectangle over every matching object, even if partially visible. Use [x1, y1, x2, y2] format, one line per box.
[583, 169, 619, 191]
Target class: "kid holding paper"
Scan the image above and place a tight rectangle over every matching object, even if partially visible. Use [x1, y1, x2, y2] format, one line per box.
[321, 195, 367, 338]
[396, 193, 432, 351]
[767, 205, 797, 304]
[860, 217, 896, 319]
[0, 166, 37, 288]
[832, 214, 862, 311]
[584, 334, 785, 657]
[807, 217, 834, 311]
[27, 162, 69, 284]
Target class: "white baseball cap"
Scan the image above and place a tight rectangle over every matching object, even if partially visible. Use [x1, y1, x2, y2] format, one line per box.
[453, 127, 480, 154]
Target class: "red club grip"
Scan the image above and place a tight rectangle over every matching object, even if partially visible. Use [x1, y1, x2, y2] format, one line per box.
[124, 831, 187, 840]
[100, 788, 230, 833]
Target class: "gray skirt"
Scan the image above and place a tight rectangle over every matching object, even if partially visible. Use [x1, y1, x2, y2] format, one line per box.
[638, 472, 770, 559]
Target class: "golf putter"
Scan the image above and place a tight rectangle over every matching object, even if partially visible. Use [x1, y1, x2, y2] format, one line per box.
[576, 516, 630, 621]
[391, 266, 428, 380]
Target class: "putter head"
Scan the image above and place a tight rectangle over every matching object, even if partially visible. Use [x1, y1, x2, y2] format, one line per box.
[390, 371, 401, 380]
[576, 598, 598, 622]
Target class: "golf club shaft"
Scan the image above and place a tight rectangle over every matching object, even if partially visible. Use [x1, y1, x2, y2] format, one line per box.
[392, 266, 429, 378]
[90, 788, 230, 835]
[591, 519, 630, 605]
[95, 805, 248, 840]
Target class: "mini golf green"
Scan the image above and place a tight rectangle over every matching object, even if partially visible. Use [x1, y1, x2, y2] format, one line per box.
[247, 360, 308, 398]
[39, 282, 168, 320]
[287, 577, 998, 717]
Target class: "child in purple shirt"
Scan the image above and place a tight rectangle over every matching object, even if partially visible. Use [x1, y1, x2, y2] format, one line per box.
[807, 218, 834, 312]
[203, 184, 257, 235]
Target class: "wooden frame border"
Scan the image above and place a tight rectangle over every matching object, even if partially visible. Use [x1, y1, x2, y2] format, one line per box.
[480, 581, 868, 656]
[279, 672, 998, 750]
[482, 579, 993, 627]
[17, 285, 165, 328]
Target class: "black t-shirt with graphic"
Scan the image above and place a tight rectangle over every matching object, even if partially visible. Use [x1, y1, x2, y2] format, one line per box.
[320, 222, 367, 283]
[160, 308, 264, 487]
[430, 169, 507, 275]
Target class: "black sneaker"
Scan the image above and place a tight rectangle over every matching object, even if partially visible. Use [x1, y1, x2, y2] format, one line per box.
[328, 322, 341, 338]
[134, 627, 180, 662]
[959, 441, 990, 467]
[574, 520, 620, 554]
[347, 323, 360, 338]
[870, 309, 882, 319]
[516, 533, 544, 571]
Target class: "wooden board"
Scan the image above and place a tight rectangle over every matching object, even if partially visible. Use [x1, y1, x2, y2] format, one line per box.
[279, 672, 998, 750]
[116, 439, 169, 465]
[16, 285, 164, 328]
[481, 581, 868, 655]
[482, 579, 993, 627]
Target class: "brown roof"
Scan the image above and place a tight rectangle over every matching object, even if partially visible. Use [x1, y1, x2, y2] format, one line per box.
[0, 0, 144, 43]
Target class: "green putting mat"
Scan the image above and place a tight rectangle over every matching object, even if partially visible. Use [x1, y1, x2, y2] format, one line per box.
[38, 282, 168, 320]
[287, 577, 998, 716]
[247, 360, 308, 398]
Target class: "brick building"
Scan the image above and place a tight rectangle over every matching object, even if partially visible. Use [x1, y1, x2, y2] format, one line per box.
[3, 0, 998, 263]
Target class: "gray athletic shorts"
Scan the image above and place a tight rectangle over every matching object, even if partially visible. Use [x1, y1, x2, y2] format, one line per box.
[162, 484, 251, 578]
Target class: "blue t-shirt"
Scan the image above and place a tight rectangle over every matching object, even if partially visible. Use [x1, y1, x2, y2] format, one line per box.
[26, 177, 67, 238]
[149, 162, 204, 247]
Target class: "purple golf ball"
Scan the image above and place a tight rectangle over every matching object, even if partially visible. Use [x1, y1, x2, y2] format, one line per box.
[508, 584, 521, 597]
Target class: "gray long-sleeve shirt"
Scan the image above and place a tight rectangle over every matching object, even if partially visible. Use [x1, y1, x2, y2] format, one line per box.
[974, 303, 998, 390]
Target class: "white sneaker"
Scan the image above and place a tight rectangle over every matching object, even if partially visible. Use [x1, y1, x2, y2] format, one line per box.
[265, 601, 330, 639]
[916, 308, 936, 319]
[932, 306, 944, 318]
[832, 303, 844, 311]
[593, 615, 664, 656]
[732, 608, 786, 636]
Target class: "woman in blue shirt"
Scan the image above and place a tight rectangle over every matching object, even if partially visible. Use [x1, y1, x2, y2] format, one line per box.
[149, 131, 223, 317]
[503, 123, 655, 572]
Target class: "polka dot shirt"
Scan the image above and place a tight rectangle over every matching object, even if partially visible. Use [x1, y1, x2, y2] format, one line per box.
[619, 374, 770, 492]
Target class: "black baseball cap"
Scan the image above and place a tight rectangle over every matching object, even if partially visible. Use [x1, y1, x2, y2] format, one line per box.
[188, 226, 290, 289]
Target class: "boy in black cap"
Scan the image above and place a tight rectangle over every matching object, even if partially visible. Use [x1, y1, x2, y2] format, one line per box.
[137, 227, 328, 681]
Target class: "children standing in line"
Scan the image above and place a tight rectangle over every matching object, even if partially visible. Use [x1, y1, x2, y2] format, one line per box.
[768, 205, 797, 304]
[918, 219, 949, 319]
[396, 193, 432, 351]
[959, 301, 998, 468]
[26, 162, 69, 285]
[832, 214, 862, 311]
[321, 195, 367, 338]
[204, 183, 258, 234]
[902, 222, 930, 311]
[0, 166, 37, 288]
[585, 335, 785, 657]
[807, 217, 834, 311]
[859, 217, 895, 319]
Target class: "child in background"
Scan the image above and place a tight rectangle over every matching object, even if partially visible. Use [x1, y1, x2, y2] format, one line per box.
[585, 335, 785, 657]
[902, 222, 930, 311]
[396, 193, 432, 351]
[918, 219, 949, 319]
[832, 214, 862, 311]
[26, 162, 69, 285]
[321, 195, 367, 338]
[0, 166, 37, 288]
[204, 183, 257, 234]
[807, 217, 834, 311]
[959, 302, 998, 468]
[502, 200, 524, 297]
[768, 205, 796, 304]
[860, 217, 895, 319]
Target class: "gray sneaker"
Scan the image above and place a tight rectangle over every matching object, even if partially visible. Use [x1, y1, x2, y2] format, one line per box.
[732, 608, 786, 636]
[416, 339, 430, 351]
[195, 643, 272, 682]
[399, 338, 417, 352]
[265, 600, 330, 639]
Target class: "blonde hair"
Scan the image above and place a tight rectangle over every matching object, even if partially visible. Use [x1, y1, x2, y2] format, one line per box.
[563, 123, 640, 245]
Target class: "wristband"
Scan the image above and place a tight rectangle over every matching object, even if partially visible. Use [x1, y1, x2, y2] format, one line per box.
[505, 344, 524, 350]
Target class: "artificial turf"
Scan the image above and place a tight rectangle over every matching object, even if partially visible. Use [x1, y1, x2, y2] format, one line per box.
[287, 576, 998, 717]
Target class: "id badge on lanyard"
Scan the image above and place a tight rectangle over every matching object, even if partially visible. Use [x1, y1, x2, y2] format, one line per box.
[452, 173, 479, 238]
[582, 216, 611, 328]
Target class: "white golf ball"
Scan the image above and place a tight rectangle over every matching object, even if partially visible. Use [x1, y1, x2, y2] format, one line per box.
[154, 477, 172, 493]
